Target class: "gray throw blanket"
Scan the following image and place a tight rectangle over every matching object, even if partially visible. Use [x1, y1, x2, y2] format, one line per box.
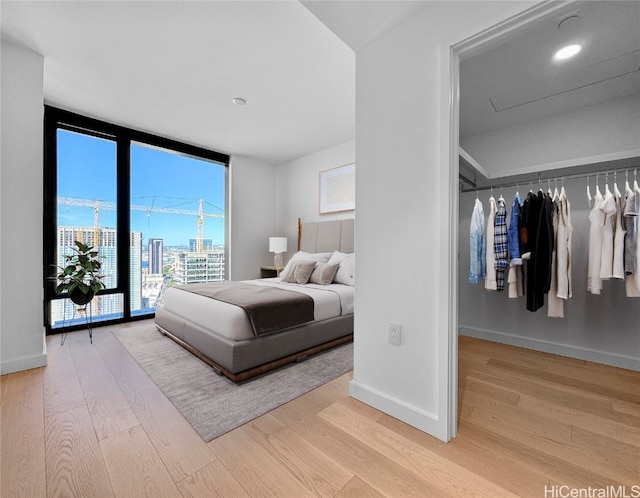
[176, 281, 314, 336]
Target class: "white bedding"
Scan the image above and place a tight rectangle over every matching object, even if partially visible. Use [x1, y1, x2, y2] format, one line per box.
[160, 278, 354, 341]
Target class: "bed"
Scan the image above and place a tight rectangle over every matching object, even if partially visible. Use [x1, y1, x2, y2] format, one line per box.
[154, 218, 354, 382]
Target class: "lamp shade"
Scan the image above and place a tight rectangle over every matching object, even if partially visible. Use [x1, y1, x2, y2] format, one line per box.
[268, 237, 288, 253]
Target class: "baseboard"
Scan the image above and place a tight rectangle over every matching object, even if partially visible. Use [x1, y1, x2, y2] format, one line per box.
[459, 326, 640, 372]
[349, 379, 448, 442]
[1, 352, 47, 375]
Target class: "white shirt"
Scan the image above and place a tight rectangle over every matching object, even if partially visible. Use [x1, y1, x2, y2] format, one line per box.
[587, 188, 604, 295]
[599, 186, 616, 280]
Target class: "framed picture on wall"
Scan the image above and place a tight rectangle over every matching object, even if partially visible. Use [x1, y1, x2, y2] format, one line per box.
[319, 163, 355, 214]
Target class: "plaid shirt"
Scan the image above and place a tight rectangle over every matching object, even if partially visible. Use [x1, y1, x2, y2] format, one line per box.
[494, 198, 509, 291]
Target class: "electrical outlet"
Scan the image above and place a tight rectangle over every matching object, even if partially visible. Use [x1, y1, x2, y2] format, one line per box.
[387, 322, 401, 346]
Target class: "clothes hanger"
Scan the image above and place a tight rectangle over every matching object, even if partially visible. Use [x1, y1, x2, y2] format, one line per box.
[586, 175, 592, 207]
[498, 185, 504, 202]
[634, 168, 639, 193]
[625, 170, 632, 195]
[595, 173, 602, 197]
[613, 171, 622, 198]
[604, 172, 611, 196]
[538, 173, 543, 193]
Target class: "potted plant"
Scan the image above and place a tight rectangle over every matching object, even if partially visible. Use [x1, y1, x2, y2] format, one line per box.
[54, 240, 105, 306]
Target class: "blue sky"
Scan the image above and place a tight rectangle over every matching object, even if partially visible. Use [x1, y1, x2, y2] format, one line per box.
[57, 130, 226, 247]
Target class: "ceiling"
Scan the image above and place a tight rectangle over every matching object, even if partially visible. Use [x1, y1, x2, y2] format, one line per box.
[0, 1, 434, 165]
[0, 1, 357, 165]
[301, 0, 430, 52]
[460, 0, 640, 139]
[2, 1, 637, 166]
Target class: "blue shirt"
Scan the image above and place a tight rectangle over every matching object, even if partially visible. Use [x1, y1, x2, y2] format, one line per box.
[508, 193, 524, 265]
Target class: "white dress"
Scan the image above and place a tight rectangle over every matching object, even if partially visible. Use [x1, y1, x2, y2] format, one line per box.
[556, 189, 572, 300]
[484, 196, 497, 291]
[548, 202, 563, 318]
[598, 186, 616, 280]
[587, 187, 604, 295]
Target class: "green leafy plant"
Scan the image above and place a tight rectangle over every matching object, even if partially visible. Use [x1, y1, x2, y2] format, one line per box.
[54, 241, 106, 296]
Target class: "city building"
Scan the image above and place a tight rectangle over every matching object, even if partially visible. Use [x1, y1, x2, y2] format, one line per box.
[52, 227, 142, 326]
[130, 232, 142, 313]
[188, 238, 214, 252]
[148, 238, 163, 275]
[173, 250, 225, 284]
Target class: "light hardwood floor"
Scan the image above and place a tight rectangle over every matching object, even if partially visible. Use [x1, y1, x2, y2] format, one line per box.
[1, 321, 638, 497]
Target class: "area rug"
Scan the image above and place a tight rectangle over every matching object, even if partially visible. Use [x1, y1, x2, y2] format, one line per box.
[111, 323, 353, 441]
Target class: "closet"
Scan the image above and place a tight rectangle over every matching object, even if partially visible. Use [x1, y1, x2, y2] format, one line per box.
[457, 1, 640, 372]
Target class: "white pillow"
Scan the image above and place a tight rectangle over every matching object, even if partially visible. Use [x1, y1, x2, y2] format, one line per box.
[327, 251, 355, 286]
[309, 263, 340, 285]
[282, 261, 316, 284]
[279, 251, 332, 280]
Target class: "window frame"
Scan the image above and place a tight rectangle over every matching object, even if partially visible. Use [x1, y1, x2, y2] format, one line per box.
[44, 106, 229, 335]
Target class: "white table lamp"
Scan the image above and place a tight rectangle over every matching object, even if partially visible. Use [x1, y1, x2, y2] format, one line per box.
[269, 237, 288, 267]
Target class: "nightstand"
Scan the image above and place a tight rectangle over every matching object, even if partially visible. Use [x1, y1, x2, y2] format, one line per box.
[260, 266, 284, 278]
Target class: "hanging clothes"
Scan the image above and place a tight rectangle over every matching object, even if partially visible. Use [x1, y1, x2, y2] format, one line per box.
[612, 186, 626, 280]
[494, 197, 509, 291]
[548, 200, 563, 318]
[556, 188, 572, 300]
[469, 198, 486, 284]
[623, 184, 638, 276]
[624, 181, 639, 297]
[599, 185, 616, 280]
[534, 192, 554, 297]
[508, 193, 524, 265]
[507, 263, 524, 298]
[507, 193, 525, 299]
[633, 180, 640, 295]
[485, 196, 498, 291]
[587, 187, 605, 295]
[522, 192, 539, 310]
[522, 191, 553, 312]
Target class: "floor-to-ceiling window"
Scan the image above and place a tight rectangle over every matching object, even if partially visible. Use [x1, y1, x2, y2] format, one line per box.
[44, 107, 229, 334]
[129, 142, 226, 315]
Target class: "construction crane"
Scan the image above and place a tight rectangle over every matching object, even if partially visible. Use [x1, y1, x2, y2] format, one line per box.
[58, 196, 223, 251]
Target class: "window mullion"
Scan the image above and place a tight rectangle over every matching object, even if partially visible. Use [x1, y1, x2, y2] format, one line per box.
[117, 137, 131, 319]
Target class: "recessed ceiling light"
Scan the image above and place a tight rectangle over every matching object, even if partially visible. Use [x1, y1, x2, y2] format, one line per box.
[232, 97, 246, 106]
[554, 44, 582, 60]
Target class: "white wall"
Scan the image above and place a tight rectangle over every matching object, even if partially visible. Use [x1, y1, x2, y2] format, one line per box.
[461, 94, 640, 176]
[1, 41, 47, 374]
[229, 155, 278, 280]
[275, 140, 355, 254]
[352, 1, 537, 441]
[459, 180, 640, 371]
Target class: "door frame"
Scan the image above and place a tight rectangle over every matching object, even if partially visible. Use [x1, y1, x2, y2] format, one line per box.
[445, 0, 574, 439]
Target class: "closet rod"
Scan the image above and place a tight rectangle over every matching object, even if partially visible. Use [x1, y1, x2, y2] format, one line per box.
[460, 164, 639, 194]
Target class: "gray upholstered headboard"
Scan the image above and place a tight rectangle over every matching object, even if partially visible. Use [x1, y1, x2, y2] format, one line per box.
[298, 218, 354, 254]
